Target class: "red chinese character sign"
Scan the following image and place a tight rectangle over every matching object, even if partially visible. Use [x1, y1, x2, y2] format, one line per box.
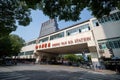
[36, 36, 91, 50]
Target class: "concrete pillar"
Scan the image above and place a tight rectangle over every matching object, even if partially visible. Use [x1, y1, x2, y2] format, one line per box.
[91, 52, 100, 70]
[35, 55, 41, 63]
[34, 52, 43, 64]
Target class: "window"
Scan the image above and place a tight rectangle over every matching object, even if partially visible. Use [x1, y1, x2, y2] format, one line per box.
[39, 37, 48, 43]
[79, 24, 90, 32]
[81, 24, 90, 32]
[107, 16, 111, 21]
[25, 51, 34, 55]
[66, 24, 90, 36]
[18, 52, 24, 56]
[99, 44, 102, 49]
[79, 29, 81, 33]
[114, 13, 119, 21]
[110, 13, 120, 21]
[103, 17, 108, 22]
[98, 11, 120, 24]
[102, 43, 107, 49]
[113, 41, 119, 48]
[92, 20, 99, 27]
[99, 43, 107, 49]
[117, 12, 120, 20]
[110, 14, 115, 21]
[118, 40, 120, 47]
[67, 32, 70, 36]
[100, 18, 105, 23]
[108, 41, 114, 48]
[50, 32, 64, 40]
[98, 38, 120, 49]
[25, 40, 36, 46]
[66, 28, 79, 36]
[88, 26, 90, 30]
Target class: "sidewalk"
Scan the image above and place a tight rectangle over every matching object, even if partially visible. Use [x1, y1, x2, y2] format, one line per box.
[79, 67, 117, 74]
[95, 69, 117, 74]
[46, 64, 118, 74]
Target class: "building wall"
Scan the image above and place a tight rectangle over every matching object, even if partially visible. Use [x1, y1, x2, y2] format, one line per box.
[19, 40, 36, 59]
[39, 19, 59, 37]
[113, 49, 120, 57]
[90, 10, 120, 58]
[19, 10, 120, 60]
[36, 21, 96, 51]
[91, 19, 120, 40]
[21, 44, 36, 52]
[36, 31, 95, 50]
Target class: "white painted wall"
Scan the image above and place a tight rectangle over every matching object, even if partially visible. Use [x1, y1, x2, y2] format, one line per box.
[21, 44, 36, 52]
[36, 31, 96, 50]
[90, 17, 120, 58]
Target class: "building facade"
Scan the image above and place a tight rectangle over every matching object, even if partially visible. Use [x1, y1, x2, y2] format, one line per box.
[18, 39, 36, 59]
[39, 19, 59, 37]
[19, 9, 120, 68]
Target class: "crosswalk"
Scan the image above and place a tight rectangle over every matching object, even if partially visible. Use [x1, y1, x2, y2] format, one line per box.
[0, 72, 30, 80]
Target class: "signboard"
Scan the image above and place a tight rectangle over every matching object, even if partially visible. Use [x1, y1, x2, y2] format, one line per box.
[35, 36, 91, 50]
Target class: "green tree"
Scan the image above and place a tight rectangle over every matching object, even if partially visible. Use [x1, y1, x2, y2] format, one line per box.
[0, 0, 31, 37]
[1, 0, 120, 36]
[0, 36, 12, 57]
[0, 34, 25, 58]
[77, 55, 84, 61]
[64, 54, 77, 62]
[9, 34, 25, 56]
[25, 0, 120, 21]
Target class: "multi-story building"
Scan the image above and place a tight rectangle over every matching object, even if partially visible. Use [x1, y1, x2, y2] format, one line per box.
[39, 19, 59, 37]
[18, 39, 36, 59]
[19, 9, 120, 68]
[18, 19, 59, 60]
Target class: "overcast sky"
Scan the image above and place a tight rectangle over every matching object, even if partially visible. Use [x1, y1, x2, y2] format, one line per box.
[12, 9, 93, 42]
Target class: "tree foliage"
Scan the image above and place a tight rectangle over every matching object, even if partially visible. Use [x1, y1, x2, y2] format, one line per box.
[9, 34, 25, 56]
[0, 36, 12, 57]
[0, 0, 120, 37]
[0, 0, 31, 37]
[39, 0, 120, 21]
[64, 54, 77, 62]
[22, 0, 120, 21]
[0, 34, 25, 57]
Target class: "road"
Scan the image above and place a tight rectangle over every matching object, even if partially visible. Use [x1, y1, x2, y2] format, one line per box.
[0, 64, 120, 80]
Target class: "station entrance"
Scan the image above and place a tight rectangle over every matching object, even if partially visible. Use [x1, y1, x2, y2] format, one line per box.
[35, 43, 100, 69]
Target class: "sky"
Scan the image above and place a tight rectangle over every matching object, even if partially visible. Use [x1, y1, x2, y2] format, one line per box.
[12, 9, 93, 42]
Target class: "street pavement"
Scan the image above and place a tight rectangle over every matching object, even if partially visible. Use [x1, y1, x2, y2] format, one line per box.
[0, 64, 120, 80]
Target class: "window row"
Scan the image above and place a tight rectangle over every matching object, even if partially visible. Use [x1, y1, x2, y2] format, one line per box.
[18, 52, 24, 56]
[98, 12, 120, 24]
[18, 51, 34, 56]
[25, 40, 36, 46]
[25, 51, 34, 55]
[50, 32, 64, 40]
[38, 24, 91, 43]
[66, 24, 90, 36]
[98, 39, 120, 49]
[39, 37, 49, 43]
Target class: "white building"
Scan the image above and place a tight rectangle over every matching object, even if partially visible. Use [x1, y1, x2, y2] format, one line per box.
[18, 39, 36, 59]
[19, 9, 120, 68]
